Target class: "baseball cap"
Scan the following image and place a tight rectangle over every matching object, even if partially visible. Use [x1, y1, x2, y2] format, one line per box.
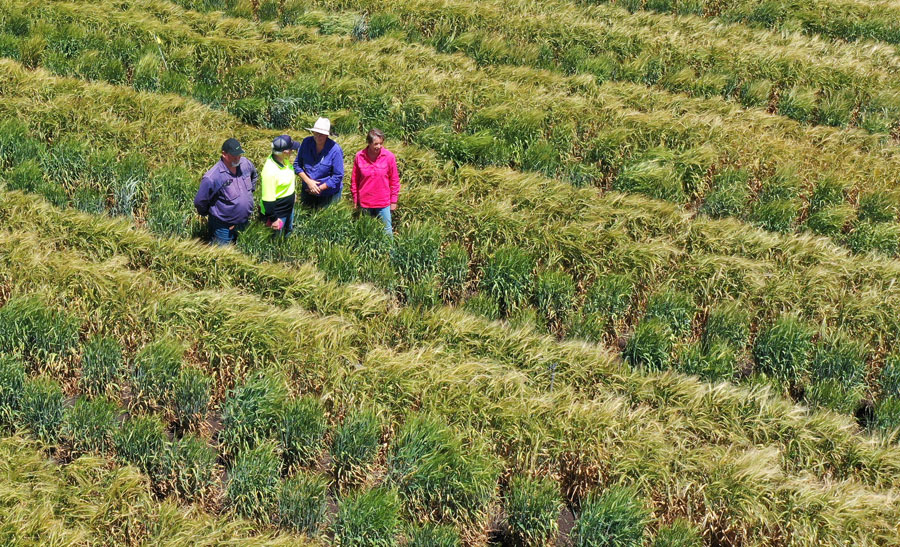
[222, 138, 244, 155]
[272, 135, 301, 152]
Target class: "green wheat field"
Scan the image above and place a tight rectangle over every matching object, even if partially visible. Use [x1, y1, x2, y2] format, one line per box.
[2, 0, 900, 544]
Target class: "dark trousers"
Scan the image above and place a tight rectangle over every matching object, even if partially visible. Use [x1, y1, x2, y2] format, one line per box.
[300, 191, 342, 210]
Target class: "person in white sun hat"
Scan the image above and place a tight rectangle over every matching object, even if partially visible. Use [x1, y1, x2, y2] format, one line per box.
[294, 117, 345, 210]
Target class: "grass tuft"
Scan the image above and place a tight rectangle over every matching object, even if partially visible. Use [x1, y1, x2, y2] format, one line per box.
[644, 288, 696, 336]
[751, 198, 800, 234]
[6, 159, 44, 193]
[573, 485, 649, 547]
[809, 176, 846, 213]
[220, 371, 287, 460]
[777, 86, 818, 123]
[317, 243, 362, 284]
[438, 242, 469, 302]
[463, 293, 500, 321]
[62, 396, 119, 457]
[624, 319, 673, 373]
[280, 396, 327, 470]
[652, 519, 703, 546]
[676, 341, 737, 382]
[407, 523, 460, 546]
[614, 155, 685, 203]
[131, 338, 184, 410]
[334, 487, 401, 547]
[700, 168, 749, 218]
[583, 274, 633, 320]
[0, 353, 25, 428]
[480, 245, 535, 316]
[858, 191, 898, 224]
[388, 413, 499, 524]
[805, 205, 855, 237]
[534, 269, 576, 327]
[817, 88, 856, 127]
[404, 278, 442, 309]
[226, 442, 282, 525]
[20, 376, 64, 443]
[331, 407, 382, 486]
[805, 379, 863, 414]
[874, 397, 900, 432]
[703, 302, 750, 350]
[160, 433, 217, 502]
[846, 221, 900, 256]
[392, 221, 442, 283]
[172, 367, 213, 431]
[0, 295, 80, 364]
[881, 353, 900, 399]
[739, 78, 773, 108]
[505, 475, 562, 546]
[278, 472, 330, 536]
[0, 118, 43, 168]
[147, 166, 199, 238]
[811, 332, 868, 387]
[753, 315, 814, 384]
[567, 311, 607, 343]
[80, 336, 121, 398]
[114, 413, 166, 478]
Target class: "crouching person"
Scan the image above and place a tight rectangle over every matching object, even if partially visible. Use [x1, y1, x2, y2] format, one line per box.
[260, 135, 300, 237]
[194, 138, 258, 245]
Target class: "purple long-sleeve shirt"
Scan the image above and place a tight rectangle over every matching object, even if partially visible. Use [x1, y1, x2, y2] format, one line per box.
[293, 137, 344, 198]
[194, 157, 258, 224]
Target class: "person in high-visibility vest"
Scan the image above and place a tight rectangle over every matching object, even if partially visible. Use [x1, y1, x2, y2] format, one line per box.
[259, 135, 300, 236]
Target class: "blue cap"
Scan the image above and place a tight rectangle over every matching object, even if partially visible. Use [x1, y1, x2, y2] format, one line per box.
[272, 135, 300, 152]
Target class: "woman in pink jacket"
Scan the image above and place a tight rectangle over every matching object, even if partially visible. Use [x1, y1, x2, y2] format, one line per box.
[350, 129, 400, 236]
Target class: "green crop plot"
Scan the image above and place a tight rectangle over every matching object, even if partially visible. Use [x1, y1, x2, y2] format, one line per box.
[2, 0, 900, 544]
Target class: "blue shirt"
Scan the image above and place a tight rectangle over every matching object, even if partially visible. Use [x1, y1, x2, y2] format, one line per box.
[293, 137, 344, 198]
[194, 157, 258, 224]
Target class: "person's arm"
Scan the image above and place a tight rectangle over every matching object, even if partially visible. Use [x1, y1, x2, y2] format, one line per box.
[350, 154, 360, 207]
[323, 145, 344, 191]
[388, 153, 400, 210]
[194, 175, 213, 216]
[293, 145, 303, 176]
[294, 142, 321, 194]
[249, 161, 259, 192]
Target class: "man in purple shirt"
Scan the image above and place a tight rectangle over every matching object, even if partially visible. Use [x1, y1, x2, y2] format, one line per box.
[294, 118, 344, 209]
[194, 138, 259, 245]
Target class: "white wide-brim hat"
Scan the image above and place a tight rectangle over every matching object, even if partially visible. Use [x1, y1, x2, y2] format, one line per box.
[306, 117, 332, 136]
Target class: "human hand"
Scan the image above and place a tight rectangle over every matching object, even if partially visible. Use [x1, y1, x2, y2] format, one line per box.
[390, 203, 397, 211]
[306, 179, 321, 195]
[271, 218, 284, 230]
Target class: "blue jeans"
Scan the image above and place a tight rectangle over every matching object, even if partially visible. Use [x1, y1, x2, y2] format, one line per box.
[362, 206, 392, 236]
[208, 216, 247, 245]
